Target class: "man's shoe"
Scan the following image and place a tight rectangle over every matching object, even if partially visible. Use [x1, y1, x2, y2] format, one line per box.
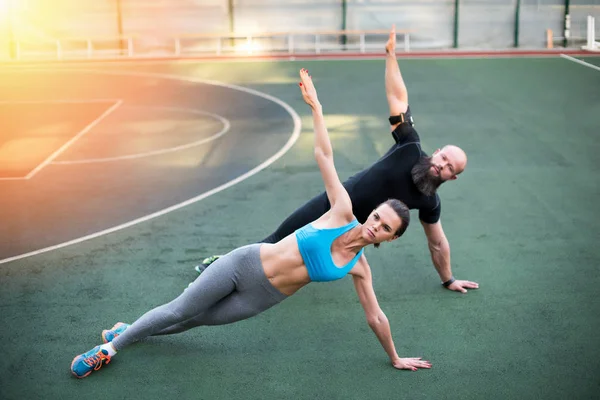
[102, 322, 130, 343]
[70, 345, 111, 378]
[194, 255, 222, 274]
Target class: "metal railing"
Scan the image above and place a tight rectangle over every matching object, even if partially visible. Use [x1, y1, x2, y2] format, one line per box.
[5, 29, 412, 61]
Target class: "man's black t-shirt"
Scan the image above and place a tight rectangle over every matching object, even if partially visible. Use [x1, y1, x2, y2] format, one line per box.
[261, 121, 441, 244]
[341, 122, 441, 224]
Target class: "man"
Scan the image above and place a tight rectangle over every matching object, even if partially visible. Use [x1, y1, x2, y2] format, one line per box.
[196, 26, 478, 294]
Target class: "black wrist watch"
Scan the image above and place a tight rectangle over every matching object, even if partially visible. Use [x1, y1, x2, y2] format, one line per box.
[442, 277, 456, 287]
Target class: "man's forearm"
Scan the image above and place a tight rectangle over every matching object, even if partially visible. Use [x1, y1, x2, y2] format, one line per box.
[429, 239, 453, 282]
[385, 52, 407, 105]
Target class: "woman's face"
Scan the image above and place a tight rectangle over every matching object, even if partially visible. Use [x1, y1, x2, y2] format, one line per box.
[362, 204, 402, 245]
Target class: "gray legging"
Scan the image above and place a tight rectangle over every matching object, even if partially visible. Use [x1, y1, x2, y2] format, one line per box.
[111, 244, 288, 351]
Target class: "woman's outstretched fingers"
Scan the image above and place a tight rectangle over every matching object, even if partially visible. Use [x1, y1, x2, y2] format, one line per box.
[299, 68, 320, 109]
[299, 69, 310, 86]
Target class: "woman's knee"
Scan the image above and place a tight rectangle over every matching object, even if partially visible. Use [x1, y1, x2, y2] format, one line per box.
[163, 298, 199, 322]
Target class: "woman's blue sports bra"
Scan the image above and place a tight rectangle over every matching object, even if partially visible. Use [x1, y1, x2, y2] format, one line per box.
[295, 219, 364, 282]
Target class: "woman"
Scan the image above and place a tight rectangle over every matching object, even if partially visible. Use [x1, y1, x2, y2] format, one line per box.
[71, 69, 432, 378]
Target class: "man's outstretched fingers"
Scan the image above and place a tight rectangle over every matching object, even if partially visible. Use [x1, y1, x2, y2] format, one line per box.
[385, 25, 396, 53]
[394, 357, 432, 371]
[455, 279, 479, 290]
[449, 282, 467, 293]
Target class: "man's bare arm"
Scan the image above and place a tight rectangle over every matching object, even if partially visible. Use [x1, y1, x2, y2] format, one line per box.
[385, 25, 409, 131]
[420, 220, 479, 294]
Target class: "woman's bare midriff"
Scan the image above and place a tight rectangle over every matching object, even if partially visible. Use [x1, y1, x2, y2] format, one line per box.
[260, 236, 311, 296]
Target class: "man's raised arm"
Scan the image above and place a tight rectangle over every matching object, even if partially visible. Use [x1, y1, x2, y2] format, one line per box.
[385, 25, 409, 131]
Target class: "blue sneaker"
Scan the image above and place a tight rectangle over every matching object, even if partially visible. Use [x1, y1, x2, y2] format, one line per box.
[70, 345, 111, 378]
[102, 322, 130, 343]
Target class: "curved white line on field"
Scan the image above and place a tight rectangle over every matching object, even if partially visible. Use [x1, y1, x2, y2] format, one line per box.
[52, 105, 231, 164]
[0, 68, 302, 265]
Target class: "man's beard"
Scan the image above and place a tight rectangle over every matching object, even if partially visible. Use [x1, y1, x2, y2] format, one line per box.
[411, 156, 443, 197]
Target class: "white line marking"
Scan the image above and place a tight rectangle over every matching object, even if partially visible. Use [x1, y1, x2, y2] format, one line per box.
[24, 99, 123, 179]
[0, 99, 122, 180]
[52, 106, 231, 164]
[0, 69, 301, 265]
[560, 54, 600, 72]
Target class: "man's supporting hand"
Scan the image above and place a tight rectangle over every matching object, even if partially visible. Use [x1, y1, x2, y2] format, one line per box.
[392, 357, 432, 372]
[446, 279, 479, 294]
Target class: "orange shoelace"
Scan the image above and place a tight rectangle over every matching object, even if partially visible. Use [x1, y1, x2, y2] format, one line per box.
[84, 350, 111, 371]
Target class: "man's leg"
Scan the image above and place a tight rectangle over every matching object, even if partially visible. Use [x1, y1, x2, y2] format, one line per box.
[258, 193, 329, 243]
[195, 194, 329, 273]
